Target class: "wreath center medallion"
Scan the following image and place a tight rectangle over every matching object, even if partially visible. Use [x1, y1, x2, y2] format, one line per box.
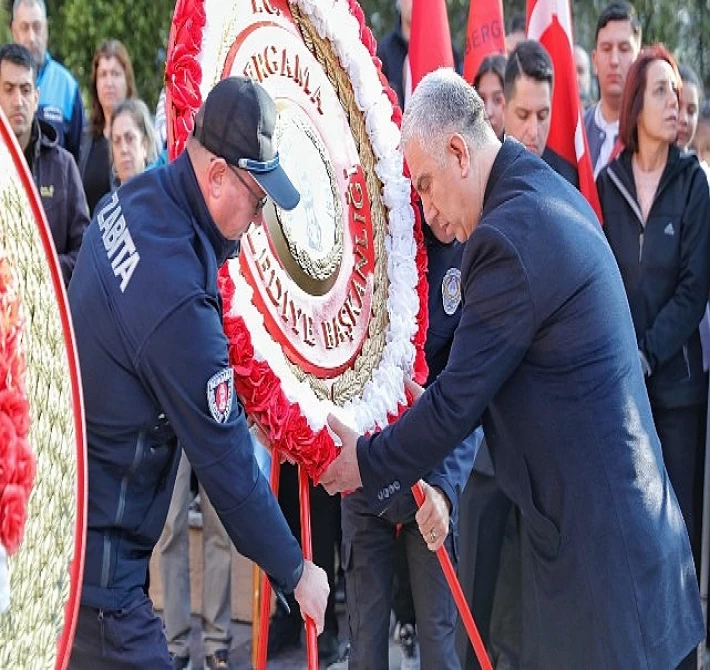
[166, 0, 429, 477]
[220, 0, 383, 397]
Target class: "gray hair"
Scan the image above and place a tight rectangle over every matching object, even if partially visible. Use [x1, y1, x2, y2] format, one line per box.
[12, 0, 47, 19]
[110, 98, 159, 171]
[401, 68, 492, 165]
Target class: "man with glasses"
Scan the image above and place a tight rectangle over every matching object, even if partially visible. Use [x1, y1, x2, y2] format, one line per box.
[229, 161, 268, 211]
[67, 76, 329, 669]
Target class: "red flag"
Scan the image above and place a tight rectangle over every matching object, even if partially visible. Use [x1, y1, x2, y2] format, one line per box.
[462, 0, 507, 84]
[526, 0, 603, 222]
[409, 0, 454, 93]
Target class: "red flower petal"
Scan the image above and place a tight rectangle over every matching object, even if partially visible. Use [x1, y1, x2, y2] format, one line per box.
[0, 483, 28, 555]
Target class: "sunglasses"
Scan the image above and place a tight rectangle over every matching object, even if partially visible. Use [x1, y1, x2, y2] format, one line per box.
[229, 165, 268, 212]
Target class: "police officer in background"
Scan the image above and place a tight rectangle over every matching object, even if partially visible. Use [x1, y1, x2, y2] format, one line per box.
[340, 211, 480, 669]
[67, 77, 329, 668]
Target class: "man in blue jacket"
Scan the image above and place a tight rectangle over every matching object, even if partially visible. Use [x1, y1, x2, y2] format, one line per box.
[12, 0, 85, 162]
[321, 69, 704, 668]
[67, 76, 329, 668]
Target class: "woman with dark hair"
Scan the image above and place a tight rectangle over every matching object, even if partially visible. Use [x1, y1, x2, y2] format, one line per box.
[677, 64, 703, 154]
[473, 54, 506, 139]
[597, 52, 710, 669]
[79, 39, 136, 214]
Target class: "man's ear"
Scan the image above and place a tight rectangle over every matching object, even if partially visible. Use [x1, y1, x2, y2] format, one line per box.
[449, 133, 471, 177]
[591, 48, 598, 77]
[206, 157, 227, 200]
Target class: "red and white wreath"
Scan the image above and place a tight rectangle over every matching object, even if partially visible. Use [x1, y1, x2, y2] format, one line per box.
[0, 251, 35, 613]
[167, 0, 429, 481]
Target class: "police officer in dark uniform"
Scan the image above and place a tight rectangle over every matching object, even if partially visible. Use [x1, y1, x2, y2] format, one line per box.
[340, 212, 480, 669]
[67, 77, 329, 668]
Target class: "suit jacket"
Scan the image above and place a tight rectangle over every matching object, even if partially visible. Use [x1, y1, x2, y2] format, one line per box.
[357, 140, 703, 668]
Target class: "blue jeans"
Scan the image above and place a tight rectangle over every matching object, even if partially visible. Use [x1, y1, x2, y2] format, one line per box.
[69, 595, 171, 669]
[341, 488, 460, 669]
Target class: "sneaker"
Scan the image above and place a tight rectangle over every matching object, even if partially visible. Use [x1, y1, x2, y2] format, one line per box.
[204, 649, 230, 670]
[170, 654, 192, 670]
[398, 623, 420, 670]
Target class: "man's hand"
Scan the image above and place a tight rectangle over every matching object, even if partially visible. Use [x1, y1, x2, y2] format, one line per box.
[404, 377, 426, 402]
[293, 559, 329, 635]
[319, 414, 363, 495]
[415, 480, 451, 552]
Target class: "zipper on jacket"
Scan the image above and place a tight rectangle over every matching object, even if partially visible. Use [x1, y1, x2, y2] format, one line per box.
[100, 431, 146, 588]
[607, 167, 646, 262]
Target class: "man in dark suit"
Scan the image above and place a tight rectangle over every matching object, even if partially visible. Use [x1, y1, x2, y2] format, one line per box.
[321, 68, 703, 668]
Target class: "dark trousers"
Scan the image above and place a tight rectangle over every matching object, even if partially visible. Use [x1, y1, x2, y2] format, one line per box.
[342, 489, 460, 669]
[653, 402, 706, 670]
[278, 461, 341, 634]
[455, 471, 514, 670]
[653, 402, 706, 566]
[393, 531, 416, 626]
[69, 595, 171, 669]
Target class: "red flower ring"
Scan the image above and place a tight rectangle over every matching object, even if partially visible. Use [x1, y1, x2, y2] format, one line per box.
[166, 0, 429, 481]
[0, 256, 34, 556]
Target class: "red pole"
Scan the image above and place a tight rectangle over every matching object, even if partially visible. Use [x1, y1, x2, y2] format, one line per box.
[256, 449, 281, 669]
[299, 465, 319, 669]
[411, 481, 493, 670]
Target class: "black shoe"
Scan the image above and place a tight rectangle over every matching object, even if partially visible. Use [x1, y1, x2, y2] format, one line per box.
[267, 610, 301, 655]
[318, 630, 341, 665]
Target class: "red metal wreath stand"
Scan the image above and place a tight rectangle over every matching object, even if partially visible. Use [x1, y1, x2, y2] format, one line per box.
[252, 456, 493, 670]
[253, 452, 319, 669]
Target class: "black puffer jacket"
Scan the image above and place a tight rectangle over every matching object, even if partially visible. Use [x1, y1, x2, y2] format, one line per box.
[24, 118, 89, 285]
[597, 145, 710, 408]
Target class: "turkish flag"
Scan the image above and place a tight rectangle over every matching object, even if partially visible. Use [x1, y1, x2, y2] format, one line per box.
[526, 0, 602, 222]
[462, 0, 506, 83]
[409, 0, 455, 93]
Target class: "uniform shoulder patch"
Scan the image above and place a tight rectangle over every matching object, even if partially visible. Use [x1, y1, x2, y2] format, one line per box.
[442, 268, 462, 316]
[207, 367, 234, 423]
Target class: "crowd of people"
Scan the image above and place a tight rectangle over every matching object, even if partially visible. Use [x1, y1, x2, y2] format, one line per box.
[4, 0, 710, 668]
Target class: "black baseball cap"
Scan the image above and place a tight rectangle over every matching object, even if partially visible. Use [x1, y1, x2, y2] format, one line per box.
[193, 76, 300, 210]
